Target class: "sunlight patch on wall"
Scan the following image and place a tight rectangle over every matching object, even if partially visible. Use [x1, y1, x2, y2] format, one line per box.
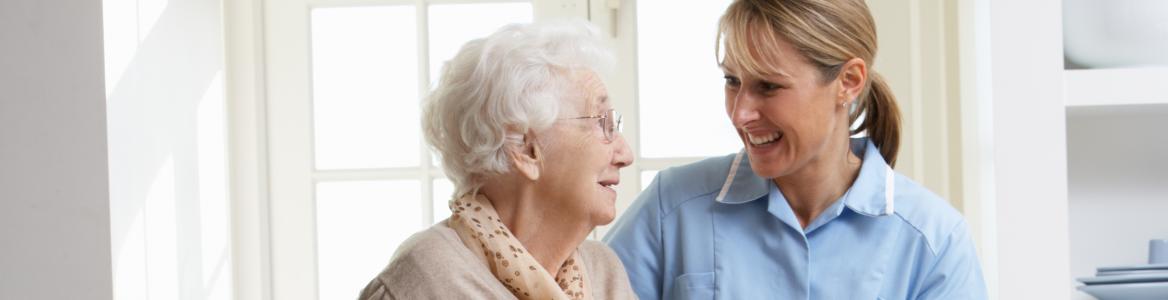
[114, 206, 148, 300]
[102, 0, 137, 98]
[197, 71, 231, 299]
[146, 157, 179, 299]
[138, 0, 169, 42]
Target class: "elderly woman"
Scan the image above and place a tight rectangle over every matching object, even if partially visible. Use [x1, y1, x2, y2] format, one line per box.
[358, 21, 636, 299]
[605, 0, 987, 299]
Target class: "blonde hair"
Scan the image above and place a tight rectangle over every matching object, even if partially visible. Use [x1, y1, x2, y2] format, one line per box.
[717, 0, 902, 166]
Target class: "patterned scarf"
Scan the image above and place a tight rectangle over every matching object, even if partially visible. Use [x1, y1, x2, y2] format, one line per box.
[448, 194, 591, 300]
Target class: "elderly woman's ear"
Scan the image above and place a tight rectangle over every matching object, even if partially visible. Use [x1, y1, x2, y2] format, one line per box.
[506, 132, 542, 181]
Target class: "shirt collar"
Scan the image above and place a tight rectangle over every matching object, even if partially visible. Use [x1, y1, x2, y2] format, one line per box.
[714, 150, 769, 205]
[841, 139, 896, 217]
[715, 138, 895, 218]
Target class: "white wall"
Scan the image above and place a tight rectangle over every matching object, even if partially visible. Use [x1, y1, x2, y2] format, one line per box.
[869, 0, 965, 209]
[0, 0, 114, 299]
[103, 0, 232, 299]
[1067, 105, 1168, 300]
[985, 0, 1073, 298]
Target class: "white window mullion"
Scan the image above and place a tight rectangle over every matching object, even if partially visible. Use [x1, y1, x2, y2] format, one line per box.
[417, 0, 435, 228]
[313, 168, 427, 182]
[637, 157, 707, 171]
[306, 0, 417, 8]
[264, 0, 319, 299]
[588, 0, 637, 239]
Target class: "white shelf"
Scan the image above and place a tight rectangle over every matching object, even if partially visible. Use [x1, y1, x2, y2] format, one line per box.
[1063, 67, 1168, 107]
[1066, 102, 1168, 118]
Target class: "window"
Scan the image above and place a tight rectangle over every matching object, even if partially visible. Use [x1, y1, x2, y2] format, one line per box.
[266, 1, 542, 298]
[636, 0, 739, 159]
[263, 0, 748, 298]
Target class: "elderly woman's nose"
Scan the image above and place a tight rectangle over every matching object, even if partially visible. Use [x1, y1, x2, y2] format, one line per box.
[611, 134, 634, 168]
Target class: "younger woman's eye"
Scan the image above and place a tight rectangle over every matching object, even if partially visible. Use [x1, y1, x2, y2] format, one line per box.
[759, 81, 782, 91]
[723, 75, 741, 87]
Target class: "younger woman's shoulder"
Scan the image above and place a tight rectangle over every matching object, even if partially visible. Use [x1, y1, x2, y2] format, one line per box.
[889, 173, 970, 255]
[660, 152, 740, 190]
[646, 153, 742, 208]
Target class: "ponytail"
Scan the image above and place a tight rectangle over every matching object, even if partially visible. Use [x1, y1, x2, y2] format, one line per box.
[851, 72, 901, 167]
[717, 0, 899, 165]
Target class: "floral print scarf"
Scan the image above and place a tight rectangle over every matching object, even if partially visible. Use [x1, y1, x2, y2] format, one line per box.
[448, 194, 590, 300]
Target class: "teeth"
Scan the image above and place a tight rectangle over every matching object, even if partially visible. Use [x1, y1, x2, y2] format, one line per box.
[747, 132, 781, 145]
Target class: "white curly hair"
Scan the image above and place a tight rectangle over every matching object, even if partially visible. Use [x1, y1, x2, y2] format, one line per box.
[422, 20, 614, 198]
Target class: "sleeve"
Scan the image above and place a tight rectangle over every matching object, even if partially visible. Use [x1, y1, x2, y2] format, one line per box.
[357, 238, 502, 299]
[603, 172, 666, 300]
[357, 279, 396, 300]
[914, 220, 989, 300]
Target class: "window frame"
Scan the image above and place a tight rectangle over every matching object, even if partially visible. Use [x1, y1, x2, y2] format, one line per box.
[236, 0, 588, 299]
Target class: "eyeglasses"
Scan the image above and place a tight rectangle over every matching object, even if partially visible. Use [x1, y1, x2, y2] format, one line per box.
[562, 109, 623, 142]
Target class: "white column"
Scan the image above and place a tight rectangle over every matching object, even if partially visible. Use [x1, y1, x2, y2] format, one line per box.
[984, 0, 1072, 298]
[0, 0, 113, 299]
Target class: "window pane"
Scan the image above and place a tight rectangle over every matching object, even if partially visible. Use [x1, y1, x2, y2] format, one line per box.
[432, 178, 455, 224]
[641, 170, 659, 191]
[428, 2, 533, 85]
[311, 6, 419, 170]
[637, 0, 741, 158]
[316, 180, 422, 300]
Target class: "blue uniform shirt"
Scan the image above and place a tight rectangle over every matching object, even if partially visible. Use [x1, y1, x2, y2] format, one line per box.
[604, 139, 987, 299]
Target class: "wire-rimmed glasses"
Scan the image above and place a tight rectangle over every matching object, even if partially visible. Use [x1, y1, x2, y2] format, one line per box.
[562, 109, 623, 142]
